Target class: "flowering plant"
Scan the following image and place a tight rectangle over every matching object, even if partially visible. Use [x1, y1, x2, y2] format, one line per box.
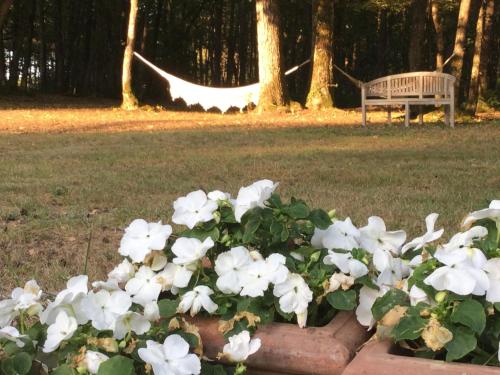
[0, 180, 498, 375]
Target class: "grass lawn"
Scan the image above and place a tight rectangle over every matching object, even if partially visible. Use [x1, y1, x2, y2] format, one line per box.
[1, 105, 499, 294]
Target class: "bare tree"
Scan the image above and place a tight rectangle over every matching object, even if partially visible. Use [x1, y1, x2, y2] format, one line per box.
[466, 0, 485, 114]
[121, 0, 139, 110]
[408, 0, 427, 71]
[0, 0, 13, 30]
[306, 0, 334, 110]
[478, 0, 495, 94]
[255, 0, 288, 112]
[431, 0, 445, 71]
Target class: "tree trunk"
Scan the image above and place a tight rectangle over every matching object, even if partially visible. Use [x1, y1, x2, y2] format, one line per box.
[450, 0, 473, 107]
[7, 1, 20, 90]
[121, 0, 139, 110]
[466, 1, 485, 114]
[0, 0, 13, 30]
[478, 0, 495, 95]
[306, 0, 334, 110]
[53, 0, 65, 91]
[38, 0, 48, 91]
[211, 1, 223, 85]
[0, 26, 5, 86]
[255, 0, 288, 112]
[431, 0, 445, 71]
[21, 0, 36, 90]
[408, 0, 427, 71]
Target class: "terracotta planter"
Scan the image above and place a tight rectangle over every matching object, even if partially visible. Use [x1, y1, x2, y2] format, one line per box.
[342, 339, 500, 375]
[191, 311, 371, 375]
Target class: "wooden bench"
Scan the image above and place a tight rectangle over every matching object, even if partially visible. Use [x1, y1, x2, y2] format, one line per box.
[361, 72, 456, 127]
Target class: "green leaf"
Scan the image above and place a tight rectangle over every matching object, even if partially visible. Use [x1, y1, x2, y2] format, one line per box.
[308, 209, 332, 230]
[242, 213, 261, 243]
[327, 290, 357, 311]
[356, 275, 380, 290]
[391, 315, 427, 341]
[180, 227, 220, 241]
[494, 303, 500, 312]
[445, 326, 477, 362]
[270, 221, 283, 237]
[50, 365, 76, 375]
[268, 193, 283, 208]
[158, 299, 179, 319]
[450, 299, 486, 334]
[200, 362, 227, 375]
[12, 352, 32, 375]
[97, 355, 135, 375]
[283, 201, 310, 219]
[371, 289, 409, 321]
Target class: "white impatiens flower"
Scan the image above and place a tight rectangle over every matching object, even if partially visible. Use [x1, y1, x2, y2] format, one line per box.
[207, 190, 231, 202]
[172, 190, 219, 229]
[263, 253, 289, 285]
[234, 179, 278, 222]
[138, 334, 201, 375]
[144, 301, 160, 321]
[273, 274, 313, 328]
[215, 246, 253, 294]
[434, 226, 488, 269]
[172, 237, 214, 265]
[401, 213, 444, 254]
[312, 218, 360, 251]
[119, 219, 172, 263]
[0, 299, 18, 328]
[409, 285, 430, 306]
[92, 279, 121, 292]
[108, 259, 136, 283]
[356, 285, 389, 328]
[328, 273, 355, 292]
[40, 275, 89, 325]
[0, 326, 26, 348]
[43, 311, 78, 353]
[483, 258, 500, 303]
[156, 263, 194, 292]
[376, 257, 410, 288]
[462, 200, 500, 229]
[222, 331, 261, 362]
[323, 251, 368, 278]
[359, 216, 406, 255]
[239, 254, 289, 297]
[84, 290, 132, 331]
[84, 351, 109, 374]
[177, 286, 218, 317]
[424, 263, 490, 296]
[114, 312, 151, 339]
[125, 266, 163, 306]
[11, 280, 43, 314]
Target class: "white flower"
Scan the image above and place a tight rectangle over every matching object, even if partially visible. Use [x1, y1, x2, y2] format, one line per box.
[40, 275, 89, 325]
[359, 216, 406, 255]
[409, 285, 430, 306]
[434, 226, 488, 268]
[483, 258, 500, 303]
[84, 351, 109, 374]
[0, 326, 26, 348]
[215, 246, 253, 294]
[125, 266, 163, 306]
[84, 290, 132, 331]
[43, 311, 78, 353]
[263, 253, 289, 284]
[138, 334, 201, 375]
[356, 285, 389, 328]
[239, 260, 272, 297]
[156, 263, 194, 291]
[312, 218, 360, 251]
[0, 299, 17, 328]
[402, 213, 444, 254]
[222, 331, 261, 362]
[376, 257, 410, 288]
[11, 280, 42, 314]
[424, 263, 490, 296]
[177, 286, 218, 317]
[234, 179, 278, 222]
[273, 274, 313, 327]
[462, 200, 500, 228]
[108, 259, 136, 283]
[328, 273, 355, 292]
[119, 219, 172, 263]
[144, 301, 161, 321]
[172, 237, 214, 265]
[92, 279, 121, 292]
[172, 190, 219, 229]
[324, 251, 368, 278]
[207, 190, 231, 201]
[114, 312, 151, 339]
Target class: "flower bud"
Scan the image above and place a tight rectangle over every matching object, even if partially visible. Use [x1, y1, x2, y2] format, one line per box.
[213, 211, 221, 224]
[434, 291, 447, 303]
[328, 209, 336, 219]
[310, 251, 321, 263]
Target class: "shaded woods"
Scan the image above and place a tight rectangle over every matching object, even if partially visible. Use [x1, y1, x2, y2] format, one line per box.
[0, 0, 498, 113]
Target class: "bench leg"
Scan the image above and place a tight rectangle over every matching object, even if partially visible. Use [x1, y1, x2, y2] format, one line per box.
[450, 102, 455, 128]
[419, 106, 423, 126]
[444, 105, 450, 126]
[405, 103, 410, 128]
[387, 106, 391, 125]
[362, 105, 367, 127]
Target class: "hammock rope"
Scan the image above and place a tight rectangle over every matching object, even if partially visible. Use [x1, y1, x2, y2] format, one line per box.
[134, 52, 310, 112]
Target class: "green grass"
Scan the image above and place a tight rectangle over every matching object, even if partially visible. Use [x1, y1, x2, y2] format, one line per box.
[1, 122, 500, 294]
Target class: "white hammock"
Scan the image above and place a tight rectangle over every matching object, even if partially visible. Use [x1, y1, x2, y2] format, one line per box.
[134, 52, 308, 113]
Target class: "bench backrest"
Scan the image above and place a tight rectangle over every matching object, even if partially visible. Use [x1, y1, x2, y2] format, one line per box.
[363, 72, 456, 99]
